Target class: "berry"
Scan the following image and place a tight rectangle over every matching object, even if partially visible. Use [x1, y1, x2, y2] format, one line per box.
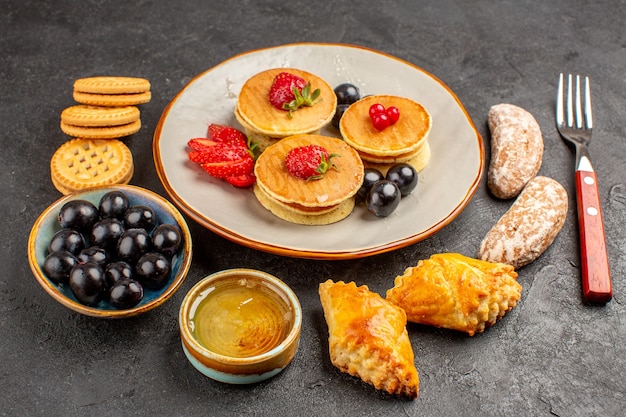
[58, 200, 99, 232]
[357, 168, 384, 200]
[109, 279, 144, 309]
[90, 218, 125, 251]
[369, 103, 385, 118]
[269, 72, 321, 117]
[334, 83, 361, 105]
[124, 205, 156, 231]
[152, 224, 182, 257]
[331, 103, 351, 130]
[78, 246, 109, 267]
[386, 106, 400, 124]
[372, 113, 391, 131]
[116, 228, 151, 264]
[367, 180, 401, 217]
[69, 262, 106, 307]
[135, 252, 171, 290]
[386, 163, 418, 197]
[48, 228, 85, 255]
[105, 261, 134, 288]
[207, 124, 248, 145]
[43, 250, 79, 284]
[285, 145, 339, 181]
[201, 156, 254, 179]
[98, 191, 129, 219]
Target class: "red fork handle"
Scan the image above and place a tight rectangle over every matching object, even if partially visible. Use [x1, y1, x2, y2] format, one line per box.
[575, 169, 613, 304]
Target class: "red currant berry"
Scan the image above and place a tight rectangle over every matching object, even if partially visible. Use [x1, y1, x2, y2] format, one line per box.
[369, 103, 386, 118]
[386, 106, 400, 124]
[372, 113, 391, 131]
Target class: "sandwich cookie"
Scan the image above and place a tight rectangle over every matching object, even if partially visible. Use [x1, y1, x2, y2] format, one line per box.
[73, 76, 151, 106]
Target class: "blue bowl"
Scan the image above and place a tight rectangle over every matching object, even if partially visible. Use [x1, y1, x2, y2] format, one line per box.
[28, 185, 193, 318]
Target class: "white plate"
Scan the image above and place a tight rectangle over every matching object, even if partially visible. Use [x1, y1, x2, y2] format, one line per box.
[153, 43, 484, 259]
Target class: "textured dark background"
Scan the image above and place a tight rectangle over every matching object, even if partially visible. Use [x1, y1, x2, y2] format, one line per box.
[2, 1, 625, 416]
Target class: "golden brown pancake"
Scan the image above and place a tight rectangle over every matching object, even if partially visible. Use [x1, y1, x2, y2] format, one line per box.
[253, 134, 364, 224]
[339, 95, 431, 157]
[236, 68, 337, 139]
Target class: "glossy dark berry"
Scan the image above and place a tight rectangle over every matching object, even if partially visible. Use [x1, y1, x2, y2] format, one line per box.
[47, 228, 85, 255]
[367, 180, 401, 217]
[135, 252, 171, 290]
[90, 218, 125, 251]
[357, 168, 385, 200]
[152, 224, 182, 257]
[334, 83, 361, 105]
[43, 250, 79, 284]
[78, 246, 109, 267]
[58, 200, 99, 232]
[69, 262, 106, 306]
[109, 279, 143, 309]
[116, 228, 151, 264]
[105, 261, 134, 288]
[98, 191, 130, 219]
[124, 205, 156, 231]
[386, 163, 418, 197]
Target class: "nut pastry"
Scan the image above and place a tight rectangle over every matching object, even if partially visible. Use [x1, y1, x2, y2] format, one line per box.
[318, 280, 419, 398]
[386, 253, 522, 336]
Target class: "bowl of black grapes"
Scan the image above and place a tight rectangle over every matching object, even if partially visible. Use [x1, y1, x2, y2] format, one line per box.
[28, 185, 193, 318]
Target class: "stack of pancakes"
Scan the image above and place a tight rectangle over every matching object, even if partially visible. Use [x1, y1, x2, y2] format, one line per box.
[235, 68, 337, 151]
[253, 134, 364, 225]
[339, 95, 432, 175]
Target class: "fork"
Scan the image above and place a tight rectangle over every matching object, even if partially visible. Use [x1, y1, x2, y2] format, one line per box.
[556, 73, 612, 304]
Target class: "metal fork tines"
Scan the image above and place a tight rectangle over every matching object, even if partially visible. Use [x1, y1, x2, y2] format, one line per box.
[555, 73, 612, 304]
[556, 73, 594, 171]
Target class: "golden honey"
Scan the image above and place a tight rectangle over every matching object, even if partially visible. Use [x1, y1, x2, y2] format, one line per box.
[189, 276, 294, 358]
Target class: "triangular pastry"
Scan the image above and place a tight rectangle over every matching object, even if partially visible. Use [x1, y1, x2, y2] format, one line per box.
[318, 280, 419, 398]
[386, 253, 522, 336]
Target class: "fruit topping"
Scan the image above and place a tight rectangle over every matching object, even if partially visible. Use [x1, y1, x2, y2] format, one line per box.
[285, 145, 339, 181]
[367, 180, 401, 217]
[269, 72, 321, 118]
[369, 103, 400, 131]
[386, 163, 418, 197]
[187, 124, 257, 188]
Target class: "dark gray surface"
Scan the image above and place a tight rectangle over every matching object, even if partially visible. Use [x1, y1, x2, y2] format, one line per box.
[2, 1, 625, 416]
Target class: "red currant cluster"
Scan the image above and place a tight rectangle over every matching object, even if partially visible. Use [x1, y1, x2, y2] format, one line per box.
[369, 103, 400, 131]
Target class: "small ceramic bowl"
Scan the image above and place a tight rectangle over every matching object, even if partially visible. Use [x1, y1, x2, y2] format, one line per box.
[27, 184, 192, 318]
[179, 268, 302, 384]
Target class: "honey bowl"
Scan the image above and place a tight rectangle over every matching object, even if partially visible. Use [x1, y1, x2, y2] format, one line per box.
[179, 268, 302, 384]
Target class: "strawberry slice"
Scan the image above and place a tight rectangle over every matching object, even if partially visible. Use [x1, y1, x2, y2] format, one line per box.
[208, 124, 247, 145]
[200, 156, 254, 179]
[225, 173, 256, 188]
[188, 138, 216, 152]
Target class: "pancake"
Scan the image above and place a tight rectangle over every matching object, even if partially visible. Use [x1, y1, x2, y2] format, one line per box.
[253, 134, 364, 224]
[364, 141, 431, 176]
[339, 95, 431, 157]
[236, 68, 337, 139]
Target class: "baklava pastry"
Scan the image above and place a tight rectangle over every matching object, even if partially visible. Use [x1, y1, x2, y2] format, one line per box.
[319, 280, 419, 398]
[386, 253, 522, 336]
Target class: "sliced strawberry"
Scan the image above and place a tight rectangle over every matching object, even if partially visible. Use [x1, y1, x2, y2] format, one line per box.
[225, 173, 256, 188]
[207, 124, 247, 145]
[200, 156, 254, 179]
[188, 138, 217, 152]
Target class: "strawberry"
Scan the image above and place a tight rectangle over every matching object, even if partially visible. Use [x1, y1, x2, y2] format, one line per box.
[285, 145, 339, 181]
[269, 72, 321, 118]
[188, 138, 216, 152]
[207, 124, 247, 145]
[225, 173, 257, 188]
[201, 156, 254, 179]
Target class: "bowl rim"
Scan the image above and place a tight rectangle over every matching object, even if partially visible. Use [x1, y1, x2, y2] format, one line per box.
[27, 184, 193, 318]
[179, 268, 302, 364]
